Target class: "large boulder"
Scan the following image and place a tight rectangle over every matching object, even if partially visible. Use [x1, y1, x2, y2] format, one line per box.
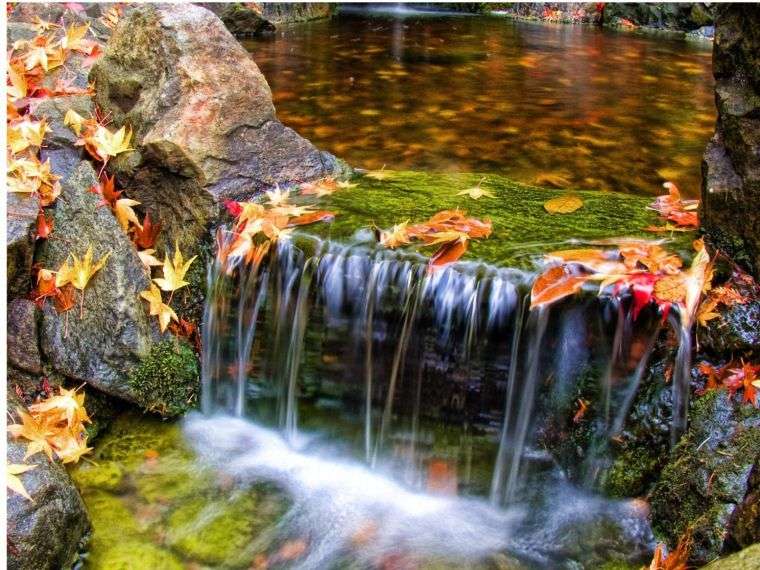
[7, 299, 42, 376]
[7, 192, 38, 301]
[90, 3, 343, 250]
[39, 160, 154, 402]
[7, 397, 90, 570]
[702, 5, 760, 279]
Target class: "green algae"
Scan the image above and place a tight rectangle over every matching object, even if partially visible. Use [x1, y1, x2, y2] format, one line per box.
[126, 339, 200, 417]
[292, 171, 693, 269]
[68, 411, 290, 570]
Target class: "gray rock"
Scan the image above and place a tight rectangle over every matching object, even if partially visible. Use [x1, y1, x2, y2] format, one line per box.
[90, 3, 343, 250]
[701, 299, 760, 353]
[7, 397, 90, 570]
[702, 6, 760, 279]
[29, 95, 94, 150]
[7, 299, 42, 375]
[39, 161, 154, 402]
[7, 192, 38, 301]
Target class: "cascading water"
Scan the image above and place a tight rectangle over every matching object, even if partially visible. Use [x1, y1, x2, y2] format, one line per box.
[185, 230, 698, 567]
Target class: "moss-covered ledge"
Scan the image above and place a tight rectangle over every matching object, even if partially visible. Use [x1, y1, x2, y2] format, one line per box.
[286, 171, 693, 269]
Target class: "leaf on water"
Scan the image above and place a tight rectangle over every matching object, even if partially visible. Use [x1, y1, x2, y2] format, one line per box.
[543, 194, 583, 214]
[287, 210, 336, 227]
[653, 274, 686, 303]
[531, 265, 589, 309]
[379, 221, 411, 248]
[429, 237, 469, 269]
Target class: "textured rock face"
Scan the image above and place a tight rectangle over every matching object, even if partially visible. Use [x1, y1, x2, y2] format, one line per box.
[90, 3, 342, 249]
[39, 161, 154, 402]
[7, 192, 38, 301]
[7, 398, 90, 570]
[702, 5, 760, 279]
[7, 299, 43, 375]
[649, 390, 760, 565]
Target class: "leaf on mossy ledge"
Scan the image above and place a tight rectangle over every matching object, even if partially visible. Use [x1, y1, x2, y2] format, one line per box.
[543, 194, 583, 214]
[530, 265, 589, 309]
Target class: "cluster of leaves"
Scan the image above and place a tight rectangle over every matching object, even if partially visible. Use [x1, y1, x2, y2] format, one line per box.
[697, 360, 760, 408]
[64, 108, 133, 168]
[7, 387, 93, 500]
[32, 244, 110, 320]
[377, 209, 493, 269]
[645, 182, 699, 232]
[695, 264, 753, 327]
[530, 238, 712, 328]
[220, 184, 339, 270]
[140, 242, 197, 332]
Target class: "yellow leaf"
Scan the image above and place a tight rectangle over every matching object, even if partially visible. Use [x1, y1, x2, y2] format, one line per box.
[544, 194, 583, 214]
[113, 198, 142, 231]
[7, 63, 28, 101]
[7, 462, 37, 501]
[153, 241, 197, 293]
[68, 246, 111, 290]
[63, 109, 86, 136]
[88, 124, 133, 161]
[380, 221, 411, 248]
[365, 167, 392, 180]
[7, 409, 55, 461]
[29, 387, 90, 429]
[8, 119, 49, 154]
[457, 178, 494, 200]
[653, 275, 687, 303]
[137, 249, 163, 268]
[265, 186, 290, 207]
[140, 283, 178, 332]
[61, 23, 90, 51]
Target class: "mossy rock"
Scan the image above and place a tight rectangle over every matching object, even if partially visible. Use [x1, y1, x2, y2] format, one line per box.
[650, 390, 760, 564]
[165, 491, 283, 567]
[600, 442, 662, 498]
[81, 490, 142, 552]
[126, 339, 200, 417]
[286, 170, 693, 269]
[705, 543, 760, 569]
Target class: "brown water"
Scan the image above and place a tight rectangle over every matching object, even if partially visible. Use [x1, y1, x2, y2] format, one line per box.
[245, 8, 715, 197]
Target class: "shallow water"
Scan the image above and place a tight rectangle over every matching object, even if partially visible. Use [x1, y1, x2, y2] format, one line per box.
[245, 9, 714, 197]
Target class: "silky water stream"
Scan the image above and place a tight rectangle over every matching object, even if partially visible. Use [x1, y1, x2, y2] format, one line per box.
[182, 228, 692, 568]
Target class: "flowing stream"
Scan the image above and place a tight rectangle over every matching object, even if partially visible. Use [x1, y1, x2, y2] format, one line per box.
[184, 233, 692, 567]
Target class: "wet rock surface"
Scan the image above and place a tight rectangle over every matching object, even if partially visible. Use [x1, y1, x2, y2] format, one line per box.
[90, 3, 343, 250]
[702, 5, 760, 279]
[7, 299, 43, 375]
[39, 161, 155, 402]
[7, 192, 38, 301]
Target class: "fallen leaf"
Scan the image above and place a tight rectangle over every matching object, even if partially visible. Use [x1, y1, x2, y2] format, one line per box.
[531, 265, 588, 309]
[113, 198, 142, 232]
[457, 177, 494, 200]
[7, 463, 37, 501]
[153, 242, 197, 293]
[140, 283, 178, 332]
[544, 194, 583, 214]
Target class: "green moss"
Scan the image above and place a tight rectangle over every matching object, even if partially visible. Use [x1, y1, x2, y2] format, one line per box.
[293, 171, 693, 269]
[600, 443, 661, 498]
[88, 540, 184, 570]
[650, 390, 760, 562]
[127, 339, 200, 417]
[70, 462, 124, 492]
[166, 491, 283, 567]
[705, 543, 760, 569]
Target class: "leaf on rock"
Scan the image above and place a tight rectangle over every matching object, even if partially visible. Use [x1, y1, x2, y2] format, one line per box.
[140, 283, 178, 333]
[153, 241, 197, 293]
[7, 462, 37, 501]
[132, 212, 161, 249]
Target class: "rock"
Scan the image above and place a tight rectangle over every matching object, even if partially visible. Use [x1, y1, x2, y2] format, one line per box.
[7, 299, 42, 375]
[198, 2, 275, 37]
[90, 3, 344, 250]
[39, 160, 155, 402]
[7, 22, 38, 45]
[701, 299, 760, 353]
[705, 543, 760, 570]
[603, 3, 714, 31]
[726, 463, 760, 551]
[7, 397, 90, 570]
[29, 95, 94, 150]
[258, 3, 335, 26]
[649, 390, 760, 565]
[7, 192, 38, 300]
[702, 6, 760, 279]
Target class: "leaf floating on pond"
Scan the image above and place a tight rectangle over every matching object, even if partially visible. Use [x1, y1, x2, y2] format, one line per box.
[543, 194, 584, 214]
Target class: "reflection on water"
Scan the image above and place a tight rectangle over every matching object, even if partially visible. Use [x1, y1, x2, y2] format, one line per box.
[246, 11, 714, 196]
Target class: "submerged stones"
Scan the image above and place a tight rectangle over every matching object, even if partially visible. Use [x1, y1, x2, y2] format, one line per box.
[90, 3, 344, 250]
